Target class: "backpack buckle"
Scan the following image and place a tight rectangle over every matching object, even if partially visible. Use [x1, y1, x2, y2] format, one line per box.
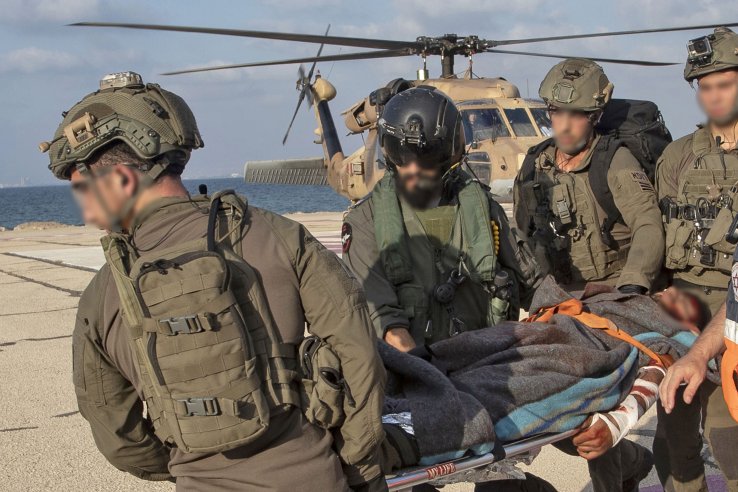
[179, 397, 220, 416]
[161, 315, 204, 335]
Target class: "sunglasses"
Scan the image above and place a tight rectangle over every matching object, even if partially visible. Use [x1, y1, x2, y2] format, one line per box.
[70, 166, 116, 195]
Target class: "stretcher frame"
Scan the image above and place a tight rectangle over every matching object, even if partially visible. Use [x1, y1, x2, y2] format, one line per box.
[386, 428, 579, 491]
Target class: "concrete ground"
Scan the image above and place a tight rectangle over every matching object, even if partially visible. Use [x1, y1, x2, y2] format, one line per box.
[0, 211, 728, 491]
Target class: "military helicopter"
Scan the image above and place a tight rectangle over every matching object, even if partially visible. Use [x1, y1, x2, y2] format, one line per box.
[74, 21, 738, 200]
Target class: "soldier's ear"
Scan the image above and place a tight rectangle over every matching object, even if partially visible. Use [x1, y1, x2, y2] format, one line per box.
[114, 165, 137, 195]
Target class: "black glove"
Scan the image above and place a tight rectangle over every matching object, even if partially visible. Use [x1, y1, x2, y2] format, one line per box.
[618, 284, 647, 295]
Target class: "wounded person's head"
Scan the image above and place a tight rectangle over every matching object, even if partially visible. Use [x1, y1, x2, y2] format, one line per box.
[652, 287, 711, 330]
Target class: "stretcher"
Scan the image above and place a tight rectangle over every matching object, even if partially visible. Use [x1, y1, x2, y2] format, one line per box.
[386, 428, 579, 491]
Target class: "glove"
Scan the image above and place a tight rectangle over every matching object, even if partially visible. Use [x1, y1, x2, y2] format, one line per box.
[618, 284, 647, 295]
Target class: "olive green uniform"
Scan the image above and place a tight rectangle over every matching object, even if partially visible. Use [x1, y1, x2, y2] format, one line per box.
[343, 173, 539, 345]
[656, 127, 738, 310]
[655, 127, 738, 492]
[513, 136, 664, 292]
[73, 196, 386, 491]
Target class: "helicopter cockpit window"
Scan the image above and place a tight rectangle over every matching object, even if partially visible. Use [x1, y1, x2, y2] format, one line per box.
[503, 108, 538, 137]
[530, 108, 553, 137]
[461, 109, 511, 143]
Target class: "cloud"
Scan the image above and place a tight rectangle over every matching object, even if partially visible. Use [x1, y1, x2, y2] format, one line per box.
[614, 0, 725, 25]
[0, 0, 101, 24]
[0, 47, 81, 73]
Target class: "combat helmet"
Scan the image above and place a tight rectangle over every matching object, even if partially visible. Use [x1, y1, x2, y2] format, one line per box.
[40, 71, 204, 180]
[539, 58, 614, 112]
[378, 86, 465, 172]
[684, 27, 738, 83]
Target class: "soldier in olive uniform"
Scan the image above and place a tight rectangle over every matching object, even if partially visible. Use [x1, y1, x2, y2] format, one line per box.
[656, 27, 738, 492]
[40, 72, 386, 491]
[513, 59, 664, 295]
[513, 59, 663, 492]
[343, 86, 540, 351]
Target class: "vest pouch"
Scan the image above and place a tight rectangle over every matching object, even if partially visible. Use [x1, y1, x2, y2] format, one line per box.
[396, 283, 428, 336]
[298, 336, 349, 429]
[665, 220, 694, 270]
[135, 250, 271, 453]
[488, 296, 510, 326]
[705, 207, 737, 255]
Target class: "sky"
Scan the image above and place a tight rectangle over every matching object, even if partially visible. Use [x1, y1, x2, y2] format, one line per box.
[1, 0, 736, 185]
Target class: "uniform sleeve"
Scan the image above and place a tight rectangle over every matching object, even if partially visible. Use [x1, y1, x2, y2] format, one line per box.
[608, 148, 665, 290]
[73, 274, 172, 481]
[490, 197, 542, 311]
[291, 226, 386, 487]
[343, 203, 409, 336]
[655, 143, 681, 201]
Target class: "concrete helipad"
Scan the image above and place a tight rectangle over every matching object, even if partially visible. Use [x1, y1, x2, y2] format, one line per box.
[0, 211, 728, 491]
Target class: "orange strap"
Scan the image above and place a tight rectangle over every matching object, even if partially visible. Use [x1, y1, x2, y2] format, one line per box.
[525, 298, 672, 368]
[722, 338, 738, 423]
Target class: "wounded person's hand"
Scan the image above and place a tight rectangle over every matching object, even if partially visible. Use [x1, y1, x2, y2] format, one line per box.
[573, 415, 614, 460]
[384, 326, 416, 352]
[575, 364, 664, 460]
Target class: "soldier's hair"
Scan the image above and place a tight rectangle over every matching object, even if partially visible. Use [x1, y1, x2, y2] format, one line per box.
[86, 141, 185, 179]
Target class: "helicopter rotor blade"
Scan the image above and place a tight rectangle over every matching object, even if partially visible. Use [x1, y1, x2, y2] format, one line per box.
[307, 24, 330, 82]
[282, 89, 306, 145]
[485, 48, 677, 66]
[160, 49, 412, 76]
[71, 22, 417, 50]
[489, 22, 738, 47]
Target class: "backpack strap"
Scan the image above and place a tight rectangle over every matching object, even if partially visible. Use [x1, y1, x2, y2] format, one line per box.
[588, 136, 626, 250]
[207, 190, 248, 252]
[524, 298, 672, 368]
[519, 138, 555, 183]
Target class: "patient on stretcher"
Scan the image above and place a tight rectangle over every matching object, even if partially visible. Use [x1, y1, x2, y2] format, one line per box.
[379, 276, 715, 472]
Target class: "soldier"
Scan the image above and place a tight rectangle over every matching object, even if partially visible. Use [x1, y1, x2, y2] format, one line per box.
[513, 59, 663, 492]
[513, 58, 664, 295]
[656, 27, 738, 492]
[39, 72, 386, 491]
[343, 86, 539, 350]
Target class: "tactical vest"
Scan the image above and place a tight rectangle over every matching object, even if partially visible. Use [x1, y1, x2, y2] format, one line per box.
[102, 191, 301, 454]
[516, 138, 630, 285]
[371, 172, 510, 344]
[663, 128, 738, 288]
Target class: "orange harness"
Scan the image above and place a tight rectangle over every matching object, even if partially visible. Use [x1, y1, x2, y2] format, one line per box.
[524, 298, 673, 368]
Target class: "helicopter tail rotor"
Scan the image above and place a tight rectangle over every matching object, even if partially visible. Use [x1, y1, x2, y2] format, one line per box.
[282, 24, 329, 145]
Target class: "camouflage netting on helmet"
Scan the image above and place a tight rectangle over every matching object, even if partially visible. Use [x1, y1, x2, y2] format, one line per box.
[46, 81, 203, 179]
[684, 27, 738, 82]
[538, 58, 614, 112]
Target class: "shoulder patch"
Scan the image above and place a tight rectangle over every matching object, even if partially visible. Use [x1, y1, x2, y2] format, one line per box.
[630, 171, 655, 192]
[733, 262, 738, 302]
[341, 222, 352, 254]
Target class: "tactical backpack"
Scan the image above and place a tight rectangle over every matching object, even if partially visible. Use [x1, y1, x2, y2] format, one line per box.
[102, 191, 301, 453]
[520, 98, 672, 247]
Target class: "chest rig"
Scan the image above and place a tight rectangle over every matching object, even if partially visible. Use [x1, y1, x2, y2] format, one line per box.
[371, 172, 511, 343]
[517, 138, 630, 285]
[102, 191, 300, 454]
[662, 128, 738, 286]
